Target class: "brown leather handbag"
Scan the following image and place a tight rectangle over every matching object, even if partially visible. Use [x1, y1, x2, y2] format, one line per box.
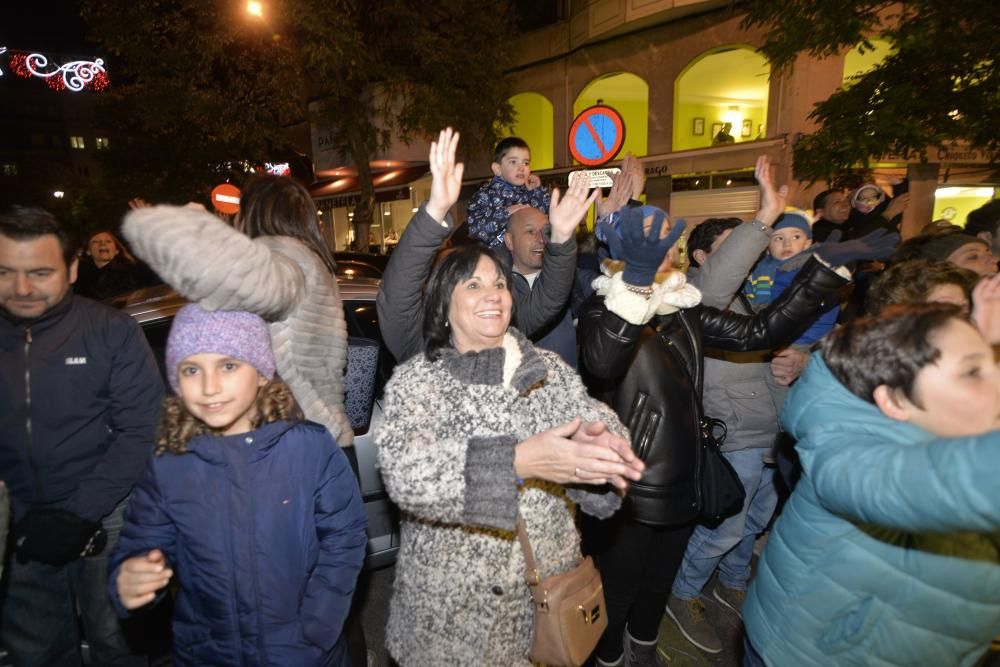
[516, 516, 607, 667]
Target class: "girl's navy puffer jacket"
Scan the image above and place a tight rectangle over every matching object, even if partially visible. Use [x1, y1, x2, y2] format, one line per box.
[109, 420, 368, 666]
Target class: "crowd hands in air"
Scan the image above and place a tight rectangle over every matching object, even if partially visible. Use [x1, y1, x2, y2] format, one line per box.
[1, 121, 999, 667]
[365, 127, 1000, 666]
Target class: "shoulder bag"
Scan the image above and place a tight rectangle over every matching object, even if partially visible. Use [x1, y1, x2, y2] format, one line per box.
[516, 516, 607, 667]
[694, 415, 745, 523]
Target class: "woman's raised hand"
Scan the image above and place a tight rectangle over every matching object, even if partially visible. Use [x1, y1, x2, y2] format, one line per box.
[426, 128, 465, 224]
[596, 169, 635, 219]
[753, 154, 789, 227]
[623, 153, 646, 200]
[116, 549, 173, 610]
[514, 418, 645, 491]
[548, 175, 600, 243]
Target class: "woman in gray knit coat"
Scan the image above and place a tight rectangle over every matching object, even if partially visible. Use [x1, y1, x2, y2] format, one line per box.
[375, 242, 644, 666]
[375, 130, 643, 665]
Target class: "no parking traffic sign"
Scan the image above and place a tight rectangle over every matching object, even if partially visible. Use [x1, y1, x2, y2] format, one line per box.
[568, 105, 626, 167]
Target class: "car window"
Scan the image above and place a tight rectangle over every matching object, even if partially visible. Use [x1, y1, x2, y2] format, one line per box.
[336, 262, 382, 281]
[141, 319, 174, 392]
[343, 300, 397, 399]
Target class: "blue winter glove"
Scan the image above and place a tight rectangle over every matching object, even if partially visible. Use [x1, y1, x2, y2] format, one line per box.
[814, 228, 899, 266]
[602, 205, 686, 286]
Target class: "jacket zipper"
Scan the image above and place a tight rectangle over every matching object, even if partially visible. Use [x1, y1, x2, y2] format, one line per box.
[245, 439, 267, 666]
[657, 318, 705, 510]
[24, 326, 42, 501]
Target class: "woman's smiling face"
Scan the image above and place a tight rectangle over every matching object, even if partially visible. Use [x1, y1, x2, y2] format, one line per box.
[447, 255, 512, 354]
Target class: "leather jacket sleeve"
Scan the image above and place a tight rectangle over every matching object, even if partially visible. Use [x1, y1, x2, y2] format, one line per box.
[578, 294, 647, 382]
[580, 257, 847, 381]
[699, 257, 847, 351]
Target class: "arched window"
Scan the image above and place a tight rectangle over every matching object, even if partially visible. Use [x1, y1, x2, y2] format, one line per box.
[507, 92, 554, 170]
[673, 46, 770, 151]
[573, 72, 648, 161]
[843, 39, 893, 85]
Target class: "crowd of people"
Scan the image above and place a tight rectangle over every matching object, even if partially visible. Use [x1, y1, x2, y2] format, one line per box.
[0, 124, 999, 667]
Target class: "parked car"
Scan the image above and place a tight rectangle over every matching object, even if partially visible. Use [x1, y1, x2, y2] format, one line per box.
[334, 252, 389, 281]
[111, 280, 400, 570]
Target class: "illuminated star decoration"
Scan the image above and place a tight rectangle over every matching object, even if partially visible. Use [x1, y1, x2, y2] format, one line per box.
[8, 50, 109, 92]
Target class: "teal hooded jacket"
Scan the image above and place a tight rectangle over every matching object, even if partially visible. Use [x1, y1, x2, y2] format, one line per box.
[744, 353, 1000, 666]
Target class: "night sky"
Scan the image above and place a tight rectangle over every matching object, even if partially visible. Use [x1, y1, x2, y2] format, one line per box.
[2, 0, 92, 54]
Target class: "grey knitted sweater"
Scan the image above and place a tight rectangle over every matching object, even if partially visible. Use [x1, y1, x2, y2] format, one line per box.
[374, 329, 627, 666]
[122, 206, 353, 445]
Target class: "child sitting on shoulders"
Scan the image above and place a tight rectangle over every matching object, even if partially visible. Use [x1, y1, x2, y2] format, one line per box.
[109, 305, 367, 666]
[467, 136, 551, 248]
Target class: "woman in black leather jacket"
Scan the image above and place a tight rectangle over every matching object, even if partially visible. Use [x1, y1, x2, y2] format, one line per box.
[579, 182, 896, 666]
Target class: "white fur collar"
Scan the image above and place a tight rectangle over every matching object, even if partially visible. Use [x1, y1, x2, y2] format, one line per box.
[592, 265, 702, 326]
[500, 332, 523, 388]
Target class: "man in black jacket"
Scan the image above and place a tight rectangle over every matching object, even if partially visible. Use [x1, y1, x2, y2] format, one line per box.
[0, 207, 163, 665]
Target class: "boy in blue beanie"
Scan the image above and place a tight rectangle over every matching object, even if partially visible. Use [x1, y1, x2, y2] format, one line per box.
[744, 209, 839, 347]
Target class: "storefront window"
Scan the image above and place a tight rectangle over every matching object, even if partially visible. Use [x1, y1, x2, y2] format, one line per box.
[673, 47, 769, 151]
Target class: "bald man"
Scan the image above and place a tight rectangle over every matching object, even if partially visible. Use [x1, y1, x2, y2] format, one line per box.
[504, 207, 578, 366]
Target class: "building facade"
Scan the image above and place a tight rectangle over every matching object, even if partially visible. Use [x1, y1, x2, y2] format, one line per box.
[309, 0, 996, 250]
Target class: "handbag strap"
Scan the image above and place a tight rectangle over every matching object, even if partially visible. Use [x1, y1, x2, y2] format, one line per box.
[656, 313, 704, 412]
[515, 515, 546, 607]
[657, 316, 727, 448]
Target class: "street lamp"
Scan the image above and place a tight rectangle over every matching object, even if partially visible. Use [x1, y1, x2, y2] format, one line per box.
[53, 190, 65, 199]
[246, 1, 264, 18]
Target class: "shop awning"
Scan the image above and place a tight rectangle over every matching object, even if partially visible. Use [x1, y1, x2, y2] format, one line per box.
[310, 166, 429, 208]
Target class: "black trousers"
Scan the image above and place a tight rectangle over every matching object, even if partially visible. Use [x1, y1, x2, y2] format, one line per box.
[587, 513, 695, 661]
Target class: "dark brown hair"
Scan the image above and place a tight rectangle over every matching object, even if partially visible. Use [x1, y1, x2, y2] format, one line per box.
[422, 244, 511, 362]
[865, 259, 978, 315]
[821, 302, 965, 407]
[686, 217, 742, 267]
[0, 206, 77, 267]
[237, 175, 336, 274]
[493, 137, 530, 164]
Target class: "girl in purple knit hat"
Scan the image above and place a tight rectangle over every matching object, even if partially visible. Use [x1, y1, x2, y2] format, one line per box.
[108, 305, 367, 666]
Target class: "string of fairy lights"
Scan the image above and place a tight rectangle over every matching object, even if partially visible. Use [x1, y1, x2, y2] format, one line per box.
[0, 46, 109, 92]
